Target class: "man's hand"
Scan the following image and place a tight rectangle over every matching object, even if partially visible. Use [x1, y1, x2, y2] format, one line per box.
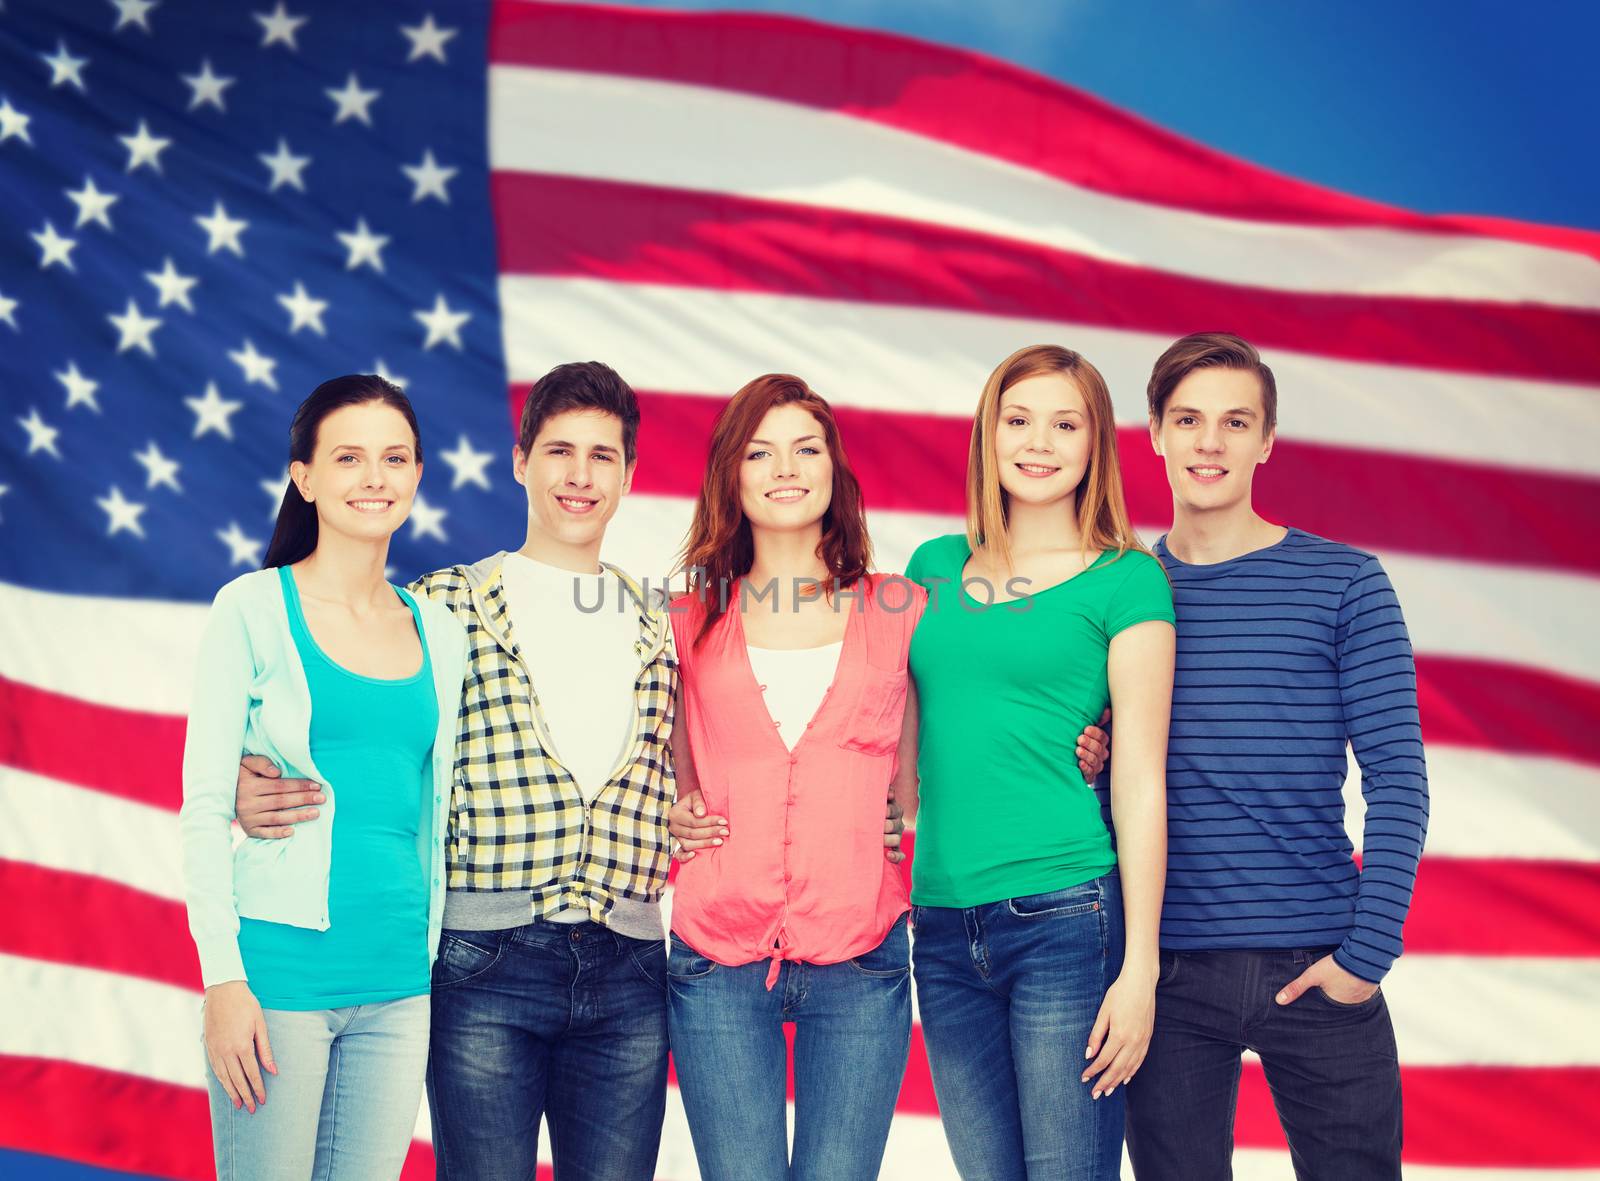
[884, 791, 905, 864]
[236, 754, 323, 840]
[1276, 954, 1379, 1007]
[1076, 708, 1111, 781]
[668, 791, 726, 860]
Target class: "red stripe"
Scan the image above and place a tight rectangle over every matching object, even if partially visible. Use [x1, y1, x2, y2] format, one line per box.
[1234, 1062, 1600, 1167]
[489, 2, 1600, 264]
[1406, 858, 1600, 957]
[1416, 655, 1600, 768]
[5, 1052, 1598, 1173]
[7, 848, 1597, 1018]
[0, 1057, 540, 1181]
[0, 674, 181, 808]
[494, 171, 1600, 386]
[619, 389, 1600, 579]
[0, 860, 198, 991]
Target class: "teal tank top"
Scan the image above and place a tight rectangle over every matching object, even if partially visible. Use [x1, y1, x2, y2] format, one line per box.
[238, 566, 437, 1009]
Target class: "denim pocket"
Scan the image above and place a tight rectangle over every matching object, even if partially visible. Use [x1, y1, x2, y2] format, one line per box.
[1311, 984, 1383, 1010]
[848, 914, 911, 977]
[667, 934, 719, 979]
[1006, 881, 1102, 921]
[432, 929, 506, 990]
[628, 936, 669, 992]
[1157, 948, 1181, 987]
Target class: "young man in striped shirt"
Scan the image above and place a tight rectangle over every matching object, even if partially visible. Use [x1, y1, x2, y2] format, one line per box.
[1123, 333, 1429, 1181]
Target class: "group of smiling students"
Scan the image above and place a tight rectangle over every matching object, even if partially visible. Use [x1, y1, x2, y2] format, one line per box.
[182, 332, 1429, 1181]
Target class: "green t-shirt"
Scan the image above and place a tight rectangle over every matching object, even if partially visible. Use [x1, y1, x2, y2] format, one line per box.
[905, 534, 1175, 908]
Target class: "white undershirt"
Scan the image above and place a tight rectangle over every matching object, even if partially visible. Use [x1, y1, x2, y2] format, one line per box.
[499, 553, 639, 805]
[746, 642, 843, 751]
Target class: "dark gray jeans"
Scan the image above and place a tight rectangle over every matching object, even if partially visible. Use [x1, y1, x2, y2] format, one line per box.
[1125, 947, 1402, 1181]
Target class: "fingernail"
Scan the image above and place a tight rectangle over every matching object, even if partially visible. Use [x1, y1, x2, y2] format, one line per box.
[314, 794, 326, 803]
[1276, 992, 1287, 1004]
[1085, 1048, 1093, 1059]
[712, 838, 723, 846]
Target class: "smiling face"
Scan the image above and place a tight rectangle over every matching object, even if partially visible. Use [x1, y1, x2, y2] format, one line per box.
[738, 402, 834, 536]
[513, 407, 633, 568]
[993, 371, 1092, 512]
[290, 401, 421, 545]
[1150, 366, 1275, 514]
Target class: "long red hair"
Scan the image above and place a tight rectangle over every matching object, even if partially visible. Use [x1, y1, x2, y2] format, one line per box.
[677, 374, 872, 645]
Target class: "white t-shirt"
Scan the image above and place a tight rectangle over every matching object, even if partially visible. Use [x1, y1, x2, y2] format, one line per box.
[745, 642, 843, 752]
[499, 552, 639, 805]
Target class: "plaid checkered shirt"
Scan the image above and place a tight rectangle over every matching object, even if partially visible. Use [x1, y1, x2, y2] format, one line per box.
[410, 553, 677, 925]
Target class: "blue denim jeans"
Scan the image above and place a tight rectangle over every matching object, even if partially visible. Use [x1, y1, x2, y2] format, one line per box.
[205, 993, 430, 1181]
[912, 873, 1125, 1181]
[424, 920, 669, 1181]
[1125, 947, 1402, 1181]
[667, 915, 913, 1181]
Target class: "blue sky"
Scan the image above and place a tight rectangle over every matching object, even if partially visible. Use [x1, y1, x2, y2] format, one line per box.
[600, 0, 1600, 231]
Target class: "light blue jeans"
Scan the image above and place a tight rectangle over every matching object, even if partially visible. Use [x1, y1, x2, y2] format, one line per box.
[206, 993, 430, 1181]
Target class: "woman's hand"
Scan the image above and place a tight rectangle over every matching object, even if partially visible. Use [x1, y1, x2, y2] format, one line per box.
[668, 791, 727, 860]
[1080, 967, 1156, 1099]
[203, 980, 275, 1113]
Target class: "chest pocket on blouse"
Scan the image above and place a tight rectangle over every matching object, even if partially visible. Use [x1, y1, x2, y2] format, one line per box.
[839, 664, 908, 757]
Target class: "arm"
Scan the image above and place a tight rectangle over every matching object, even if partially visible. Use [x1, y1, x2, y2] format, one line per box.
[177, 590, 276, 1110]
[891, 680, 921, 827]
[1278, 557, 1428, 1004]
[1081, 619, 1174, 1097]
[667, 666, 725, 860]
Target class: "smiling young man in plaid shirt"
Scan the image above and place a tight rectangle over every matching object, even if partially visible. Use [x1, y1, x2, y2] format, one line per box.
[235, 362, 678, 1180]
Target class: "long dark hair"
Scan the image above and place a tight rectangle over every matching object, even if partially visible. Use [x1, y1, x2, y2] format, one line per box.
[262, 374, 422, 569]
[677, 374, 871, 646]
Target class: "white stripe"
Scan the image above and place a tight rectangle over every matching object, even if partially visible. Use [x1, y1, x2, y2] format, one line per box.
[1228, 1150, 1600, 1181]
[601, 498, 1600, 690]
[0, 953, 203, 1089]
[1345, 748, 1600, 863]
[498, 275, 1600, 477]
[10, 498, 1595, 707]
[2, 951, 1595, 1112]
[0, 578, 207, 712]
[489, 66, 1600, 311]
[0, 767, 184, 900]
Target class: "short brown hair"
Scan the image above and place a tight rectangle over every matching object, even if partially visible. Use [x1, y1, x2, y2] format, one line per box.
[1147, 333, 1277, 430]
[516, 361, 640, 464]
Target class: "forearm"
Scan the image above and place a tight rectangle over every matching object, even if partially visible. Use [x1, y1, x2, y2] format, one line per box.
[1104, 620, 1175, 982]
[1336, 559, 1429, 980]
[893, 683, 921, 824]
[1110, 770, 1165, 978]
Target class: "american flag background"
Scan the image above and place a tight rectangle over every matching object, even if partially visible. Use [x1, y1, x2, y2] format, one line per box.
[2, 1, 1598, 1178]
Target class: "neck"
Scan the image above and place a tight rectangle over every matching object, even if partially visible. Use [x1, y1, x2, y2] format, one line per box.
[294, 531, 393, 608]
[519, 527, 603, 575]
[1165, 497, 1285, 564]
[1002, 493, 1082, 557]
[747, 524, 828, 592]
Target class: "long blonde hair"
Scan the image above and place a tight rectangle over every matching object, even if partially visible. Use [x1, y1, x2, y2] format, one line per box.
[966, 344, 1145, 571]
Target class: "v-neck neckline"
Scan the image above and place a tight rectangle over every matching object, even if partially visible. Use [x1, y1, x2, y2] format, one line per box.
[727, 579, 864, 758]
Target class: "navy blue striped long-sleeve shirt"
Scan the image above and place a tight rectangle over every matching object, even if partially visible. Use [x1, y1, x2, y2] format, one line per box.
[1151, 528, 1430, 982]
